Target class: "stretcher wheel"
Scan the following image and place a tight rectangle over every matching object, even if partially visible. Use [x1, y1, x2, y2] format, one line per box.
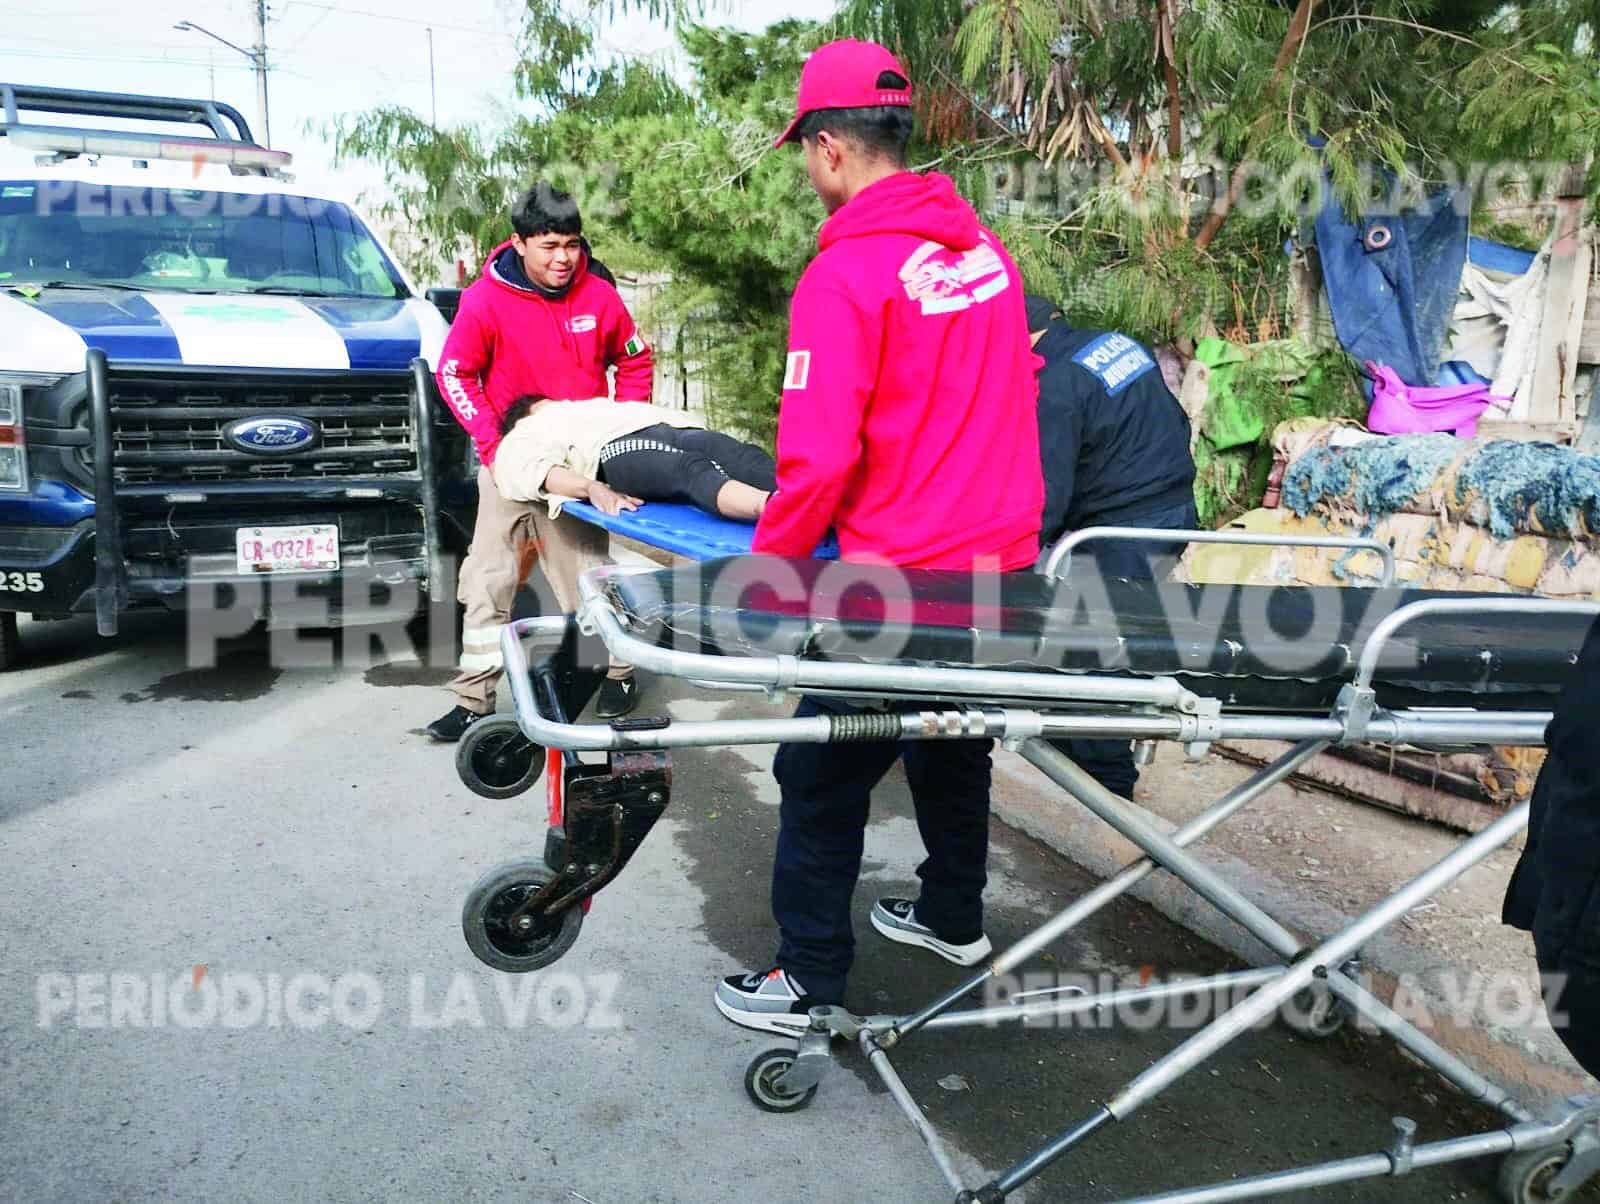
[456, 717, 544, 799]
[744, 1048, 818, 1114]
[461, 859, 582, 972]
[1283, 987, 1348, 1039]
[1499, 1144, 1583, 1203]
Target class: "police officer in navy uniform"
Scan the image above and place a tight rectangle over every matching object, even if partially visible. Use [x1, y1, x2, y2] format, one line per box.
[1026, 294, 1198, 799]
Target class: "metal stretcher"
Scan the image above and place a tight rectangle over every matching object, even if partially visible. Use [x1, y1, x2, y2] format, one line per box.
[455, 524, 1600, 1204]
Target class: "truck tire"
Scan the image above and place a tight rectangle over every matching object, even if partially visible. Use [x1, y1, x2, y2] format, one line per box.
[0, 612, 18, 671]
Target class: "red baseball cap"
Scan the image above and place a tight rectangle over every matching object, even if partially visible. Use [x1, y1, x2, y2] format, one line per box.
[773, 39, 914, 148]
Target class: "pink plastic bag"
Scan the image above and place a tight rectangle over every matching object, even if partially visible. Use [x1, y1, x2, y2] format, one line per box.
[1365, 361, 1510, 439]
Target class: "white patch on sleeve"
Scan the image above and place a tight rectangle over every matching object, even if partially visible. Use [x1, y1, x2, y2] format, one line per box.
[783, 350, 811, 391]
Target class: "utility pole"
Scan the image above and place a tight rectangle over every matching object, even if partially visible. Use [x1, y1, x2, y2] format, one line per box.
[174, 16, 271, 145]
[426, 27, 437, 128]
[253, 0, 272, 147]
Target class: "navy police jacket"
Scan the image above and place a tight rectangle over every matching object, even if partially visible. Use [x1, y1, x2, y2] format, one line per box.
[1033, 320, 1196, 547]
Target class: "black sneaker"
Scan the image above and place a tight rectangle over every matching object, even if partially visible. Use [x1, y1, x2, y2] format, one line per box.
[426, 705, 489, 743]
[870, 898, 993, 966]
[594, 674, 639, 719]
[714, 968, 822, 1036]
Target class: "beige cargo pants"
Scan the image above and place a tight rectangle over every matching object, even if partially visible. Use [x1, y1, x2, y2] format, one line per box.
[450, 466, 629, 714]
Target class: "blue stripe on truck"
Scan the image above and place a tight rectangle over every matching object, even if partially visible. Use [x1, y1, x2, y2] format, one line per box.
[28, 293, 183, 361]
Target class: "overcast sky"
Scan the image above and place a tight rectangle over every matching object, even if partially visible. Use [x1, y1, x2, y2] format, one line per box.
[1, 0, 839, 201]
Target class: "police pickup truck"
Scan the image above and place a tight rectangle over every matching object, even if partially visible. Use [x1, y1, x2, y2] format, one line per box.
[0, 84, 471, 669]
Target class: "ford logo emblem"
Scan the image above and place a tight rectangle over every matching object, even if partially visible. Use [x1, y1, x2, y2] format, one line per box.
[224, 415, 320, 456]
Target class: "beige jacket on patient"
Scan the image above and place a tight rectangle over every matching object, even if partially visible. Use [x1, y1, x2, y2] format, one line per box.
[492, 398, 704, 516]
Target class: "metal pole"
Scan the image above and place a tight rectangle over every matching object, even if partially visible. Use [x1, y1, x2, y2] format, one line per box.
[253, 0, 271, 147]
[889, 742, 1326, 1045]
[1105, 800, 1532, 1120]
[427, 27, 437, 128]
[859, 1031, 967, 1193]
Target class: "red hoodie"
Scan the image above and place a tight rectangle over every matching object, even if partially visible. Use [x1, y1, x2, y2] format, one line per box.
[436, 240, 653, 465]
[753, 171, 1043, 570]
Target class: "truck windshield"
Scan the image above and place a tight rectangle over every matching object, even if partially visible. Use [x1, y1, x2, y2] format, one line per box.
[0, 182, 408, 298]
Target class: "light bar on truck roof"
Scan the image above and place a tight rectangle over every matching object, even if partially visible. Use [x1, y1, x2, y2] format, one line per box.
[0, 83, 291, 176]
[4, 126, 293, 170]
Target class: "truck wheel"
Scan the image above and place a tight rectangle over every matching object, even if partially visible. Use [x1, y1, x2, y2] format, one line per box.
[0, 612, 18, 671]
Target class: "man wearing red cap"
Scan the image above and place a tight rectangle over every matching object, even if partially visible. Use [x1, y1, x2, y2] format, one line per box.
[714, 40, 1044, 1033]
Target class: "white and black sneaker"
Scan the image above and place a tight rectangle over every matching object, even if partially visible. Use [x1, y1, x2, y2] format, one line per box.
[714, 967, 821, 1035]
[870, 898, 993, 967]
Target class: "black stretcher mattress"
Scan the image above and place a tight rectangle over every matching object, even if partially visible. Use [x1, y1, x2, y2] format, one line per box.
[604, 556, 1597, 712]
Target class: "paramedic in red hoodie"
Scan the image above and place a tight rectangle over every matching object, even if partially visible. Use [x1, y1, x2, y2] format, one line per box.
[427, 182, 654, 742]
[714, 40, 1043, 1034]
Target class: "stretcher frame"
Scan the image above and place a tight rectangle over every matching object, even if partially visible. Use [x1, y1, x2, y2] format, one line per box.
[490, 530, 1600, 1204]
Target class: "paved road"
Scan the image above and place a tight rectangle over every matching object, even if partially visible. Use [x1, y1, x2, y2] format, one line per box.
[0, 608, 1531, 1202]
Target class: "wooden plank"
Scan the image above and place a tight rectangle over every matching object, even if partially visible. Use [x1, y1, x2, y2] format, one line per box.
[1561, 229, 1594, 414]
[1584, 267, 1600, 363]
[1476, 419, 1579, 444]
[1529, 198, 1590, 423]
[1217, 740, 1527, 847]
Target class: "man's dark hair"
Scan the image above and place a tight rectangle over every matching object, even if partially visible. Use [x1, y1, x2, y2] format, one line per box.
[501, 394, 548, 435]
[511, 181, 582, 239]
[793, 71, 913, 165]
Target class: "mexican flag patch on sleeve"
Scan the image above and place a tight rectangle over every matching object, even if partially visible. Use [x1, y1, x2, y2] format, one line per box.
[624, 334, 647, 357]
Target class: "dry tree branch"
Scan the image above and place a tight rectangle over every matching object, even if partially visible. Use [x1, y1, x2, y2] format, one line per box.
[1195, 0, 1321, 252]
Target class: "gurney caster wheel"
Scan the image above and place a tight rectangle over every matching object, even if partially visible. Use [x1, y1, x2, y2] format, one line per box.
[461, 859, 582, 972]
[456, 717, 544, 800]
[745, 1048, 817, 1114]
[1283, 988, 1348, 1039]
[1499, 1144, 1583, 1203]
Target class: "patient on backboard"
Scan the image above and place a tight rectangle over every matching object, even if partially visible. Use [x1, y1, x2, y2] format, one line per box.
[491, 395, 777, 522]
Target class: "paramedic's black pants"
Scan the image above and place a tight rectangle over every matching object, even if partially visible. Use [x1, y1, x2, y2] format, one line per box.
[597, 424, 776, 515]
[771, 696, 992, 1004]
[1050, 493, 1199, 799]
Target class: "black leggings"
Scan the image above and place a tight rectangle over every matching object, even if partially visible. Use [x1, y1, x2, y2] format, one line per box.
[597, 424, 776, 515]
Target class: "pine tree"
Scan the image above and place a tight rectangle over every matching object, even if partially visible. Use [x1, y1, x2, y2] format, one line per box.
[335, 0, 1600, 465]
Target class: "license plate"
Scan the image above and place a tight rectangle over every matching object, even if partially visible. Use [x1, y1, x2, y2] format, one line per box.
[235, 524, 340, 574]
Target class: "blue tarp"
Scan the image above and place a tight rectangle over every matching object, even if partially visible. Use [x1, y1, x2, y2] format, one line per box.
[1315, 185, 1470, 391]
[1468, 236, 1537, 277]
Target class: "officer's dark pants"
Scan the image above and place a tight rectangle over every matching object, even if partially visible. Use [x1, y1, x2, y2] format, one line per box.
[1504, 616, 1600, 1078]
[772, 695, 992, 1004]
[1049, 493, 1199, 799]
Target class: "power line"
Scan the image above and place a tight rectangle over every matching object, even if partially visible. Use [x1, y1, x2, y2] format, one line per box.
[283, 5, 335, 55]
[284, 1, 503, 38]
[0, 47, 256, 70]
[0, 45, 315, 83]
